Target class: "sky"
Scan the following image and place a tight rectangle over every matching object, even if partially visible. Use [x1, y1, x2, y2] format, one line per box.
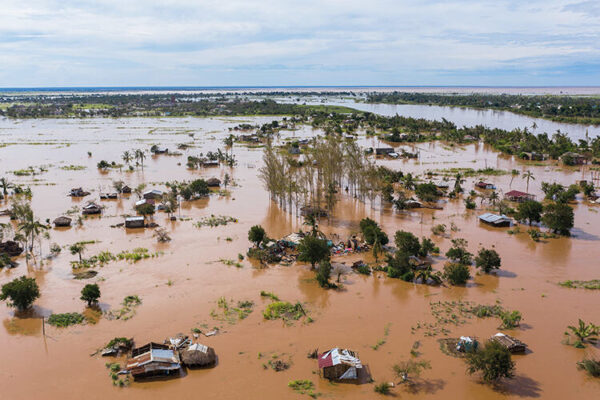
[1, 0, 600, 87]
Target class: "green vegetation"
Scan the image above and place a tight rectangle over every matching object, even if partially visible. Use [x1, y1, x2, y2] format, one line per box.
[195, 215, 238, 228]
[297, 236, 330, 269]
[288, 380, 318, 398]
[564, 319, 599, 348]
[443, 263, 471, 285]
[260, 291, 279, 301]
[542, 202, 574, 236]
[516, 200, 543, 225]
[80, 283, 101, 306]
[210, 297, 254, 324]
[105, 295, 142, 321]
[248, 225, 266, 247]
[474, 248, 501, 273]
[47, 312, 85, 327]
[0, 276, 40, 311]
[374, 382, 392, 395]
[577, 358, 600, 378]
[393, 359, 431, 383]
[445, 238, 473, 265]
[559, 279, 600, 290]
[466, 340, 515, 383]
[360, 218, 389, 245]
[367, 92, 600, 125]
[263, 301, 308, 323]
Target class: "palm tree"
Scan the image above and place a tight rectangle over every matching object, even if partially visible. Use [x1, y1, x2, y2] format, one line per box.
[122, 151, 132, 166]
[522, 170, 535, 193]
[0, 177, 12, 197]
[414, 266, 442, 285]
[509, 169, 519, 188]
[135, 149, 146, 170]
[69, 242, 86, 262]
[565, 319, 599, 348]
[488, 191, 499, 206]
[18, 217, 47, 254]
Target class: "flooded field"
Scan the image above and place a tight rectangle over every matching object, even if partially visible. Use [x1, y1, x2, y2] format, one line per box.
[0, 115, 598, 400]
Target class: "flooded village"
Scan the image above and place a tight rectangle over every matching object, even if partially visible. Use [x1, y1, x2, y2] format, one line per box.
[0, 90, 599, 400]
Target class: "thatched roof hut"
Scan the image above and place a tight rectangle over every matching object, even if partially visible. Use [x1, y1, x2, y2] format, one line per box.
[206, 178, 221, 187]
[53, 216, 72, 227]
[121, 185, 132, 194]
[179, 343, 216, 368]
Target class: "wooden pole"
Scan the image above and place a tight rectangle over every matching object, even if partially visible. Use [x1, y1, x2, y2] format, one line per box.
[41, 317, 45, 337]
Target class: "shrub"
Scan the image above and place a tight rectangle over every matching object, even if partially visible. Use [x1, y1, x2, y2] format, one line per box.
[47, 312, 85, 327]
[374, 382, 392, 395]
[577, 358, 600, 378]
[0, 276, 40, 311]
[315, 260, 333, 288]
[475, 248, 501, 273]
[415, 183, 440, 202]
[499, 310, 522, 329]
[466, 340, 515, 383]
[443, 263, 470, 285]
[465, 198, 476, 209]
[386, 251, 413, 281]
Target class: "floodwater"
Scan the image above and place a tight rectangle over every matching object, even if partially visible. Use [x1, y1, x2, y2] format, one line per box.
[0, 115, 598, 400]
[307, 98, 600, 141]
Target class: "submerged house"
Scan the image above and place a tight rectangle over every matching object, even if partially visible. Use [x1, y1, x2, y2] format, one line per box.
[479, 213, 512, 227]
[504, 190, 536, 202]
[318, 348, 363, 380]
[560, 152, 587, 166]
[126, 342, 181, 380]
[490, 333, 527, 353]
[125, 216, 145, 228]
[143, 189, 163, 200]
[375, 147, 395, 156]
[82, 202, 102, 215]
[475, 181, 496, 190]
[121, 185, 132, 194]
[206, 177, 221, 187]
[53, 216, 72, 227]
[69, 187, 89, 197]
[100, 192, 118, 200]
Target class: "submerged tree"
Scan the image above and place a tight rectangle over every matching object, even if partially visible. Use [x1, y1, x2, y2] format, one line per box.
[0, 276, 40, 311]
[297, 236, 330, 269]
[80, 283, 101, 306]
[466, 341, 515, 383]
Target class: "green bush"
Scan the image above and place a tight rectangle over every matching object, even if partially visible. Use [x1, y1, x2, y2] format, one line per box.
[443, 263, 470, 285]
[0, 276, 40, 311]
[48, 312, 85, 327]
[466, 340, 515, 383]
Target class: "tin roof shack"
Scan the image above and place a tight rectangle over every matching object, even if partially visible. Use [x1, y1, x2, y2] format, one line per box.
[99, 192, 118, 200]
[475, 181, 496, 190]
[560, 152, 587, 166]
[126, 342, 181, 380]
[82, 202, 102, 215]
[490, 333, 527, 353]
[143, 189, 163, 200]
[202, 160, 220, 167]
[504, 190, 536, 203]
[53, 216, 72, 227]
[179, 343, 217, 369]
[125, 216, 145, 228]
[479, 213, 512, 227]
[318, 348, 363, 381]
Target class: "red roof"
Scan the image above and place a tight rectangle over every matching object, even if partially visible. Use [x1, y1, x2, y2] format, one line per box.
[505, 190, 530, 197]
[318, 352, 334, 369]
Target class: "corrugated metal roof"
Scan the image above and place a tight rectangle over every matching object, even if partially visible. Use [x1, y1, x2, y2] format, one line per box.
[479, 213, 511, 224]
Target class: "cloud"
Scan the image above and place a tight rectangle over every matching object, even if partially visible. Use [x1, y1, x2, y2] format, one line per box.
[0, 0, 599, 86]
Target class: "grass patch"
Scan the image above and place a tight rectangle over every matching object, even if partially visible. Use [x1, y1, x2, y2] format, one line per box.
[288, 380, 319, 398]
[260, 290, 280, 301]
[195, 215, 238, 228]
[559, 279, 600, 290]
[47, 312, 85, 327]
[263, 301, 310, 324]
[210, 297, 254, 324]
[105, 295, 142, 321]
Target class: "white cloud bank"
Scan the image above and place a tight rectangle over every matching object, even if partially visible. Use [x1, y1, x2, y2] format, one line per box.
[0, 0, 599, 86]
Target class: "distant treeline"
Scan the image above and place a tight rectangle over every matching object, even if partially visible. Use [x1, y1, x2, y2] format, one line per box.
[366, 92, 600, 124]
[0, 94, 353, 118]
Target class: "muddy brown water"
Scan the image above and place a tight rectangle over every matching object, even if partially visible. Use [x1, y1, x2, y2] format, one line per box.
[0, 116, 598, 399]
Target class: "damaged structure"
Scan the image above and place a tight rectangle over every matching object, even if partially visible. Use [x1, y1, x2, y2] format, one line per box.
[126, 342, 181, 380]
[478, 213, 512, 227]
[490, 333, 527, 353]
[318, 348, 363, 380]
